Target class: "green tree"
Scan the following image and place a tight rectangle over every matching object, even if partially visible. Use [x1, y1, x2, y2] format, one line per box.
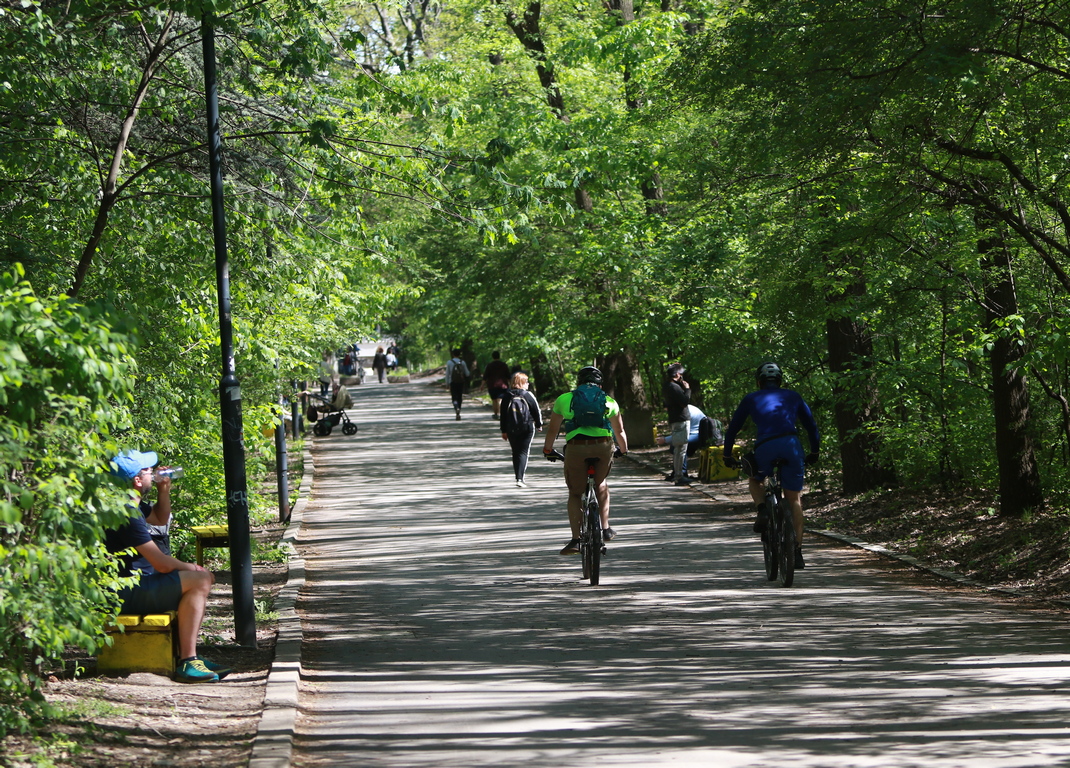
[0, 266, 137, 736]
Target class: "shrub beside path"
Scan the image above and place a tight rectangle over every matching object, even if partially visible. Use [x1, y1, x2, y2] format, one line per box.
[261, 379, 1070, 768]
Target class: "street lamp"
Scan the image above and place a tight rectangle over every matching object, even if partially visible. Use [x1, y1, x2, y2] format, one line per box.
[202, 13, 257, 648]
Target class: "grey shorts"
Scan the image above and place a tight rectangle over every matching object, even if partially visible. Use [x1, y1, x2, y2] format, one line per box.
[117, 571, 182, 614]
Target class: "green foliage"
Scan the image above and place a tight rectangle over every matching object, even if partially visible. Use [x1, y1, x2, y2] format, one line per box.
[0, 267, 136, 736]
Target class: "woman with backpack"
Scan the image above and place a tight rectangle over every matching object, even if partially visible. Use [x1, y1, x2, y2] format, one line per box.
[499, 372, 543, 487]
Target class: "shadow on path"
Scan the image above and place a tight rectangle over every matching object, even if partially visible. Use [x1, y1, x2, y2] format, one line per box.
[291, 381, 1070, 767]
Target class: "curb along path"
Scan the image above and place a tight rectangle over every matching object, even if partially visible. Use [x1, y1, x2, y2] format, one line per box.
[261, 380, 1070, 768]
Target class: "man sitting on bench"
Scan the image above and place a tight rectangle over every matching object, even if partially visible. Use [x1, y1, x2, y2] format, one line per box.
[107, 450, 231, 684]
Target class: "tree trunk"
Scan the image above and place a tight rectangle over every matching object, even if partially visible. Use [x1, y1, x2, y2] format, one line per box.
[978, 215, 1043, 516]
[601, 346, 654, 447]
[825, 268, 895, 494]
[499, 1, 593, 213]
[68, 12, 175, 297]
[529, 352, 564, 399]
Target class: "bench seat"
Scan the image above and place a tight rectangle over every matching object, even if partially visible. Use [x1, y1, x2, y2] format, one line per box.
[191, 523, 229, 565]
[97, 611, 178, 676]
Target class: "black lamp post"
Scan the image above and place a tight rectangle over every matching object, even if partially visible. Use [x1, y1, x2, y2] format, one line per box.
[202, 14, 257, 648]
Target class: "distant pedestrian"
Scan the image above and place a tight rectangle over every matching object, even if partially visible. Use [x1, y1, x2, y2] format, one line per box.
[385, 350, 397, 375]
[663, 362, 691, 486]
[372, 346, 387, 383]
[318, 350, 336, 396]
[499, 372, 543, 487]
[483, 351, 512, 420]
[446, 349, 470, 420]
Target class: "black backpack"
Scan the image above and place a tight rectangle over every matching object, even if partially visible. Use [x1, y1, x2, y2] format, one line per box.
[502, 390, 534, 434]
[697, 416, 724, 447]
[450, 359, 466, 384]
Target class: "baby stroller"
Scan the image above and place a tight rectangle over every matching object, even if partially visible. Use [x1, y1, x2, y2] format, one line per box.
[307, 385, 358, 436]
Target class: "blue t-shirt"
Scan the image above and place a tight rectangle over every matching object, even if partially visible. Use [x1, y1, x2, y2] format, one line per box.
[724, 387, 820, 453]
[104, 511, 154, 578]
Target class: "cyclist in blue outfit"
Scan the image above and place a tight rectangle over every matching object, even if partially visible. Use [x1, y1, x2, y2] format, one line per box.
[723, 363, 820, 568]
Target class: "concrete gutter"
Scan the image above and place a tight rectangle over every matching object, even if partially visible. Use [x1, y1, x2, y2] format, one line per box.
[248, 446, 313, 768]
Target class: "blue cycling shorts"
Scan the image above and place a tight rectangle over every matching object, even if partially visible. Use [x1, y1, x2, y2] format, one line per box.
[754, 435, 806, 492]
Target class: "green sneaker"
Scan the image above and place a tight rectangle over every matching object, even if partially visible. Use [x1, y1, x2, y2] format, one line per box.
[175, 658, 219, 684]
[198, 656, 234, 680]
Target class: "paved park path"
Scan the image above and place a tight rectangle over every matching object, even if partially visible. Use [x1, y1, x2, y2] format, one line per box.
[288, 379, 1070, 767]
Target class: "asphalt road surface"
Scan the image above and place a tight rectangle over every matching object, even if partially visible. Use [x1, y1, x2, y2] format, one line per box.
[290, 379, 1070, 767]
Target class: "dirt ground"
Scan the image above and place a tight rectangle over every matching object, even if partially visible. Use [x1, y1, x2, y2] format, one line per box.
[5, 431, 1069, 766]
[1, 555, 286, 768]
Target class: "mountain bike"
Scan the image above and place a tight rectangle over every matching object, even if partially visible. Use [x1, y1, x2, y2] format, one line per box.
[546, 449, 605, 585]
[743, 454, 795, 587]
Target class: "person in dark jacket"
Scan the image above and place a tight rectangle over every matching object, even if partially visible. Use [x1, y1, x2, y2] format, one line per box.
[483, 351, 512, 419]
[662, 362, 692, 485]
[499, 371, 544, 487]
[372, 346, 388, 383]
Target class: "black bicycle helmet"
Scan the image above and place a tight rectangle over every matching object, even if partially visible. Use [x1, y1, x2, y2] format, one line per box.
[577, 366, 603, 386]
[756, 362, 783, 386]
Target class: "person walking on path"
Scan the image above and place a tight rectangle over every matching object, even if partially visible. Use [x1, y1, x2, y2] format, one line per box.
[483, 351, 512, 420]
[723, 362, 820, 568]
[317, 350, 336, 396]
[372, 346, 388, 383]
[106, 450, 231, 684]
[446, 349, 470, 420]
[663, 362, 691, 486]
[499, 371, 543, 487]
[543, 365, 628, 554]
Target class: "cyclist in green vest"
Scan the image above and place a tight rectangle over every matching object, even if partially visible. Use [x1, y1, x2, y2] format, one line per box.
[543, 366, 629, 555]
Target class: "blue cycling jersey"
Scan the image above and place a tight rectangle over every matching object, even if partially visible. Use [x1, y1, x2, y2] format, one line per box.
[724, 386, 820, 454]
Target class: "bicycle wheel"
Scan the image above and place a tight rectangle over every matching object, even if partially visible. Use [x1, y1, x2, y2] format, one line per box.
[762, 496, 778, 581]
[579, 491, 592, 580]
[778, 501, 796, 588]
[586, 502, 602, 586]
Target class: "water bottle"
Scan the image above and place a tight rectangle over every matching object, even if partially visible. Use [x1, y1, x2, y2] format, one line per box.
[154, 467, 184, 481]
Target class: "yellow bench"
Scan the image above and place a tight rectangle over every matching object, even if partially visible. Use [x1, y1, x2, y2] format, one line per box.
[698, 446, 742, 482]
[191, 524, 229, 566]
[97, 611, 178, 676]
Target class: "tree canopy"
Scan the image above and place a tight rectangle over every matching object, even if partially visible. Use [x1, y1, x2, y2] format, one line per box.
[4, 0, 1070, 735]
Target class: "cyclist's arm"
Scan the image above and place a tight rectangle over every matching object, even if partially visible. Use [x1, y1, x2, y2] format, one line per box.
[609, 413, 628, 455]
[543, 412, 564, 454]
[798, 399, 820, 462]
[722, 400, 749, 458]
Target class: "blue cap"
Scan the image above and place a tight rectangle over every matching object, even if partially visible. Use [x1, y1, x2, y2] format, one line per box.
[110, 450, 158, 481]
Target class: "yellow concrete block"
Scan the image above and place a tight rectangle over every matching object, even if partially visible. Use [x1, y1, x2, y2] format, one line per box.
[698, 446, 742, 482]
[98, 612, 177, 676]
